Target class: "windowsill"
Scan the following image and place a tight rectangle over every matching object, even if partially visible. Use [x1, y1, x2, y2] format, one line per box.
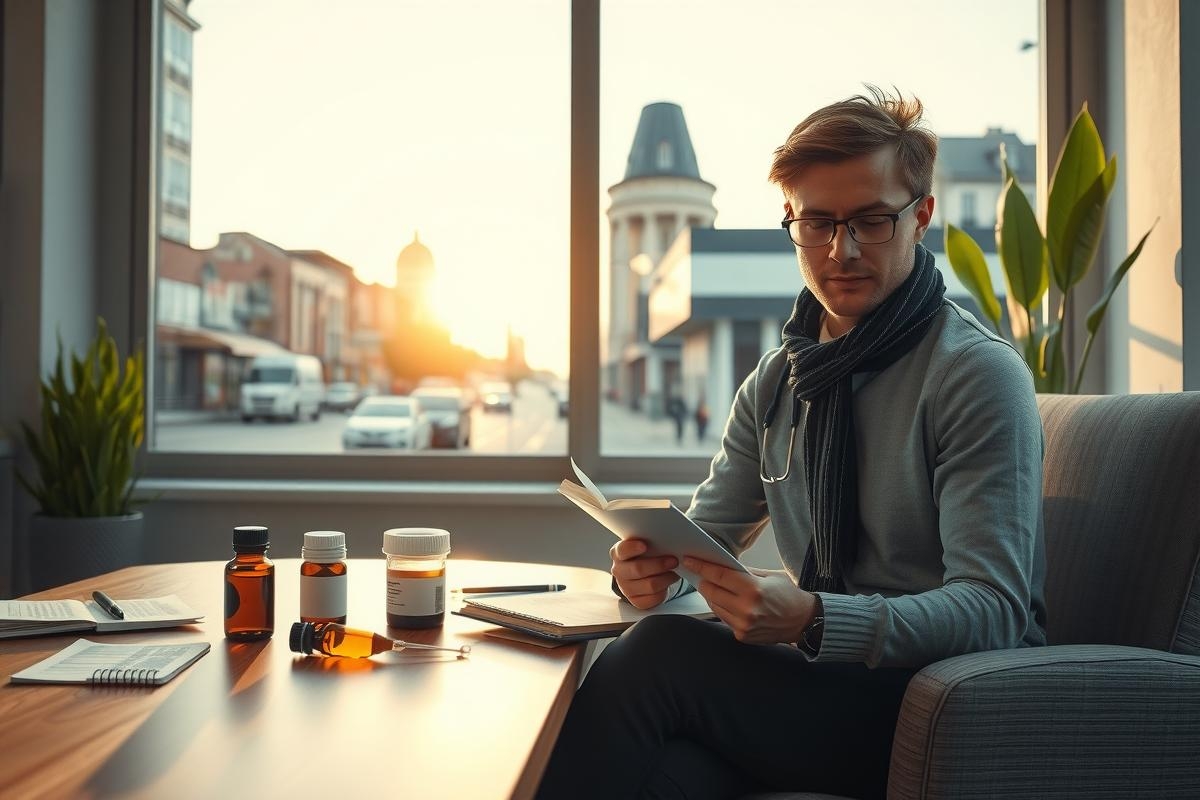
[137, 478, 699, 507]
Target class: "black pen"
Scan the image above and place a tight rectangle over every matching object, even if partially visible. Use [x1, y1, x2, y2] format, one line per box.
[92, 590, 125, 619]
[458, 584, 567, 594]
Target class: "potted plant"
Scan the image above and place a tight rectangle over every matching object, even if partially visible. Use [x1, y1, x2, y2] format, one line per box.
[944, 104, 1156, 393]
[18, 317, 146, 590]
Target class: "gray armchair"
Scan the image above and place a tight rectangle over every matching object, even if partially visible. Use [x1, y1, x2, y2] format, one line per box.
[758, 392, 1200, 800]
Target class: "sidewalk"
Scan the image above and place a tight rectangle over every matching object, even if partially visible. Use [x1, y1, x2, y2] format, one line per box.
[154, 409, 240, 426]
[600, 400, 721, 458]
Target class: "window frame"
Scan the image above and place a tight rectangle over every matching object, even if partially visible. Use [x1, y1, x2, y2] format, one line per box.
[134, 0, 716, 486]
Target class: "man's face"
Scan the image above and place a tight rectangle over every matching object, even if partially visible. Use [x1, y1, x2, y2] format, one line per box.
[782, 147, 934, 337]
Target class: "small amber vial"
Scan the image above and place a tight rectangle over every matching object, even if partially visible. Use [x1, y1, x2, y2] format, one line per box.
[224, 525, 275, 641]
[382, 527, 450, 628]
[300, 530, 348, 624]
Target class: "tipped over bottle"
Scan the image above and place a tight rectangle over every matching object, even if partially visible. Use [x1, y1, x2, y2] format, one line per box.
[289, 621, 470, 659]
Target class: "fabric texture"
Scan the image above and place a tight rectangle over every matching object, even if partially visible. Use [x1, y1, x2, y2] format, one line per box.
[778, 243, 946, 592]
[887, 644, 1200, 799]
[688, 292, 1047, 668]
[535, 615, 915, 800]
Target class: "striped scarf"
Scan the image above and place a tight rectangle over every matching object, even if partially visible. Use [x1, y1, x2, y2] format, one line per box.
[780, 244, 945, 593]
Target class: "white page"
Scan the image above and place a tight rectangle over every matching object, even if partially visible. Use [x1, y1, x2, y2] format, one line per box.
[83, 594, 203, 624]
[12, 638, 210, 684]
[570, 458, 609, 507]
[0, 599, 89, 622]
[467, 589, 713, 628]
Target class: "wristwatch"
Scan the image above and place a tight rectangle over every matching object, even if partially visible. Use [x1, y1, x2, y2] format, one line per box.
[799, 598, 825, 656]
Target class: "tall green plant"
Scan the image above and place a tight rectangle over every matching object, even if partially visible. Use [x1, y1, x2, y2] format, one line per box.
[945, 105, 1156, 393]
[18, 318, 146, 517]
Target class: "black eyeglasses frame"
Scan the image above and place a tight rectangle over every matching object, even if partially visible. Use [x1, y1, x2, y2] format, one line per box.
[780, 194, 925, 248]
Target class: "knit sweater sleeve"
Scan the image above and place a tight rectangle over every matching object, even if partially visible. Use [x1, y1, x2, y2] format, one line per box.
[815, 339, 1044, 668]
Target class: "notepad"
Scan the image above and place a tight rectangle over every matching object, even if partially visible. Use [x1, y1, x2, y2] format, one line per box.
[558, 459, 749, 586]
[10, 639, 211, 685]
[0, 594, 204, 639]
[453, 589, 717, 641]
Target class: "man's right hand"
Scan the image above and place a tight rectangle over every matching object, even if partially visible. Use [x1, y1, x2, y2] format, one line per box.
[610, 539, 680, 610]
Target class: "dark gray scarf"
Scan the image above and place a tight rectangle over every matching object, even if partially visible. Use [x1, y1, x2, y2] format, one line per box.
[777, 244, 945, 592]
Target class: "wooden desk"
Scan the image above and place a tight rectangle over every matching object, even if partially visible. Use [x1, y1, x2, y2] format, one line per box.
[0, 559, 611, 800]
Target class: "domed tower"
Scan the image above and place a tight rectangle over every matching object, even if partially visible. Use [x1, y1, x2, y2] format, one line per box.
[394, 232, 435, 324]
[606, 102, 716, 413]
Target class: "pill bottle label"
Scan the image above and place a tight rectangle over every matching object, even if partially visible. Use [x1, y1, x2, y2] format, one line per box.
[386, 575, 445, 617]
[300, 574, 348, 622]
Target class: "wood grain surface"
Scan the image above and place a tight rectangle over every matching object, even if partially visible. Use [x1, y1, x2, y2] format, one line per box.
[0, 559, 611, 800]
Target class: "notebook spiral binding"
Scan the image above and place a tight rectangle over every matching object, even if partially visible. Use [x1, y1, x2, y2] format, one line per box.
[469, 601, 560, 627]
[89, 667, 160, 686]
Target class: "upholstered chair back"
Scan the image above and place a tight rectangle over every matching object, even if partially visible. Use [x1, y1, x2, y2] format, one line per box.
[1038, 393, 1200, 654]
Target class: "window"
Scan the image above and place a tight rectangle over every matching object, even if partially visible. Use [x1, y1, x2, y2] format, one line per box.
[140, 0, 1040, 483]
[961, 191, 977, 226]
[598, 0, 1039, 463]
[150, 0, 570, 465]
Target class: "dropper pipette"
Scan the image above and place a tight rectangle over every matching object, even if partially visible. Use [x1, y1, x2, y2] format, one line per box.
[290, 621, 471, 658]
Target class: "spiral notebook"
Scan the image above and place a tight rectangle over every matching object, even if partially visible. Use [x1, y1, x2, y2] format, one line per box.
[10, 639, 211, 686]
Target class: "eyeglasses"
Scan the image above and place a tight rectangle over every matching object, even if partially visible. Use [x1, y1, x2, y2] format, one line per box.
[780, 194, 924, 248]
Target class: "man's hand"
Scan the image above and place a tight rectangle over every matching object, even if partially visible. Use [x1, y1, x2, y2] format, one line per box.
[682, 557, 817, 645]
[610, 539, 680, 610]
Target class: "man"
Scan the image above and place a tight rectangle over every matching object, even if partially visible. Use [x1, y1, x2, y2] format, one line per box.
[537, 88, 1046, 800]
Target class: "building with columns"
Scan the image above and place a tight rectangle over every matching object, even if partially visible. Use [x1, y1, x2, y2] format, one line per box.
[606, 102, 716, 416]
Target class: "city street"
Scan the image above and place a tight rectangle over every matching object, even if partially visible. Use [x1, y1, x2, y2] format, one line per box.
[154, 383, 722, 458]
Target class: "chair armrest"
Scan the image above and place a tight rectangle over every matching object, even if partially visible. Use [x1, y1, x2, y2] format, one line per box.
[887, 644, 1200, 800]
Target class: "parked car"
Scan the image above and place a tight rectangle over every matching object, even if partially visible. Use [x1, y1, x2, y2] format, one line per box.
[240, 354, 324, 422]
[410, 387, 471, 449]
[341, 396, 432, 451]
[479, 381, 513, 413]
[323, 381, 362, 413]
[555, 387, 569, 419]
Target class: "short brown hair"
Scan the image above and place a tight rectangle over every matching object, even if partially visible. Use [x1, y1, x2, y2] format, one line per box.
[768, 86, 937, 197]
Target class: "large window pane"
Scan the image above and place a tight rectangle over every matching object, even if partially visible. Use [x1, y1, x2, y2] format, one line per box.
[152, 0, 570, 456]
[599, 0, 1039, 457]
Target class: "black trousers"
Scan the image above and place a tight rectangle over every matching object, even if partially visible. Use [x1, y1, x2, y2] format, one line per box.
[536, 615, 916, 800]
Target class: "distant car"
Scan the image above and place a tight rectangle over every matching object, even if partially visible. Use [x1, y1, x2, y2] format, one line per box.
[341, 396, 432, 451]
[411, 387, 471, 449]
[323, 381, 361, 413]
[556, 389, 569, 419]
[479, 381, 513, 413]
[240, 353, 324, 423]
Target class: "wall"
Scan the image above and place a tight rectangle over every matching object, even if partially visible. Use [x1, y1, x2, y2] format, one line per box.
[1108, 0, 1184, 392]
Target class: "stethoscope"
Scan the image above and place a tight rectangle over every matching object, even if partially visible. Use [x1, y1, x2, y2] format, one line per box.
[759, 367, 804, 484]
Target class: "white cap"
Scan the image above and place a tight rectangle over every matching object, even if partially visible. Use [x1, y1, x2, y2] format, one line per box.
[302, 530, 347, 561]
[382, 527, 451, 558]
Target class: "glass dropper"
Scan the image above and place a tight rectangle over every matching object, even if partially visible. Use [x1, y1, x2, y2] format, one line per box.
[290, 621, 471, 658]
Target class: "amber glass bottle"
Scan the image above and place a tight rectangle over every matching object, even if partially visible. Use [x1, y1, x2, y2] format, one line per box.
[224, 525, 275, 640]
[299, 531, 348, 624]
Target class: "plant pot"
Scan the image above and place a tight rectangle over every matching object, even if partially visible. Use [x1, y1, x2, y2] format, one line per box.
[29, 511, 144, 592]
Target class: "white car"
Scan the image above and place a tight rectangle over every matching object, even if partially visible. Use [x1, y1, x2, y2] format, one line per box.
[479, 381, 513, 413]
[240, 353, 324, 423]
[411, 387, 471, 449]
[341, 396, 432, 451]
[323, 381, 361, 412]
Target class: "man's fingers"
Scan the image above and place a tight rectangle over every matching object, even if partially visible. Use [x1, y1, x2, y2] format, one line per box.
[610, 539, 648, 561]
[613, 555, 677, 581]
[682, 557, 743, 589]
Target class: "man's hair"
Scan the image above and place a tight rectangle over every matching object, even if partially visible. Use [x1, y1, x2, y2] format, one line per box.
[768, 86, 938, 197]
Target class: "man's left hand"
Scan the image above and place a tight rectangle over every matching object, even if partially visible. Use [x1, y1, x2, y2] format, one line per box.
[682, 557, 817, 645]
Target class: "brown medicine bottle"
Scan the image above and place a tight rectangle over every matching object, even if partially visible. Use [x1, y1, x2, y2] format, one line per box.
[382, 527, 450, 628]
[224, 525, 275, 640]
[300, 530, 348, 624]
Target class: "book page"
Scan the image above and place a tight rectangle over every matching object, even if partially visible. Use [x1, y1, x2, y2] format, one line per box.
[565, 460, 670, 510]
[11, 639, 211, 684]
[0, 599, 90, 624]
[83, 594, 204, 625]
[570, 458, 609, 506]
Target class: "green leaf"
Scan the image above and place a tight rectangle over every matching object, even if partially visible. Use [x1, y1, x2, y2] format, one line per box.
[996, 176, 1049, 311]
[944, 225, 1003, 330]
[1086, 221, 1157, 334]
[1055, 156, 1117, 292]
[1047, 105, 1106, 282]
[1040, 325, 1067, 394]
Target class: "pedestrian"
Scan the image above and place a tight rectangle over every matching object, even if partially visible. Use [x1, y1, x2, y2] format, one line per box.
[537, 86, 1046, 800]
[694, 396, 710, 441]
[667, 395, 687, 444]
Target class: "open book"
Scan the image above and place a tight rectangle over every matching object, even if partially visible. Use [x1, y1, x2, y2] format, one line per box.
[11, 639, 211, 686]
[0, 594, 203, 639]
[454, 589, 716, 641]
[558, 459, 748, 586]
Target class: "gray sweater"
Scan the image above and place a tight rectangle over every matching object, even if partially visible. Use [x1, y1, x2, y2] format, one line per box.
[687, 300, 1048, 669]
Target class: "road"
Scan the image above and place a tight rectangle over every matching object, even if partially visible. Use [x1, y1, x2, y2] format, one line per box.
[154, 384, 567, 454]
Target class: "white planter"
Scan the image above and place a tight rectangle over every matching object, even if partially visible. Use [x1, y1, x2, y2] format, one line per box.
[29, 511, 144, 591]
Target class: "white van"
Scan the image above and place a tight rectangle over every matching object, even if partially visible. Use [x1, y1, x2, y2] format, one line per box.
[240, 354, 325, 422]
